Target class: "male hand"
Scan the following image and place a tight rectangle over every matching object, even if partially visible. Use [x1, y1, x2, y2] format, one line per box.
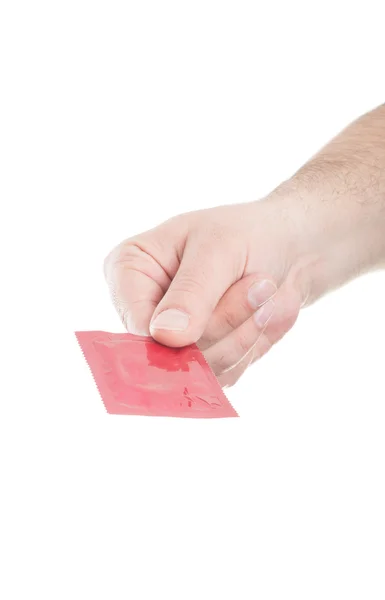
[104, 199, 304, 387]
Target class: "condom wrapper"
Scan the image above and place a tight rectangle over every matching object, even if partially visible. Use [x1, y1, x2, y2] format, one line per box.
[75, 331, 238, 418]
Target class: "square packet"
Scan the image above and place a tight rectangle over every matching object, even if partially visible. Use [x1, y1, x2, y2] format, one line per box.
[75, 331, 238, 418]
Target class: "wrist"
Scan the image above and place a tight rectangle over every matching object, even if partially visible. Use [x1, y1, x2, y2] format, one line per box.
[267, 173, 385, 305]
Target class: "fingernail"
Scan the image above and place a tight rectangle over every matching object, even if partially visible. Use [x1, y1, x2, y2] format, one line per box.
[248, 279, 277, 310]
[254, 299, 274, 328]
[150, 309, 190, 332]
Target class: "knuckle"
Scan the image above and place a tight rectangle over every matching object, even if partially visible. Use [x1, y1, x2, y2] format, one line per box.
[221, 307, 238, 331]
[170, 273, 207, 301]
[113, 241, 143, 265]
[236, 331, 252, 356]
[103, 241, 133, 278]
[104, 240, 152, 281]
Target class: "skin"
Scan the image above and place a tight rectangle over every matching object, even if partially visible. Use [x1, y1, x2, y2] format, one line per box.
[104, 104, 385, 387]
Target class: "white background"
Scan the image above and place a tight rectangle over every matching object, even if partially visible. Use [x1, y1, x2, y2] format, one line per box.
[1, 1, 385, 598]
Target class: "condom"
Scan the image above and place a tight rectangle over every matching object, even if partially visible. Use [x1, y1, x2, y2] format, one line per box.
[75, 331, 238, 418]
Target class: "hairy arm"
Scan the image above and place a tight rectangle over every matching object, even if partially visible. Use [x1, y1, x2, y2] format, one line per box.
[274, 103, 385, 304]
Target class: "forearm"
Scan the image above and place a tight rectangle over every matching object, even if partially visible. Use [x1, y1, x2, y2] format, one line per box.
[275, 104, 385, 304]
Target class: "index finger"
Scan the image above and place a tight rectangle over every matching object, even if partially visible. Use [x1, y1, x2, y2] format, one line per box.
[104, 242, 171, 335]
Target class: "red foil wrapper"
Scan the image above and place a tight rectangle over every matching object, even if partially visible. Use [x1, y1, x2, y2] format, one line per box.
[76, 331, 238, 418]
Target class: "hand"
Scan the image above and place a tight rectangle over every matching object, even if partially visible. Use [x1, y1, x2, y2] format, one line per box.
[104, 198, 306, 387]
[104, 105, 385, 387]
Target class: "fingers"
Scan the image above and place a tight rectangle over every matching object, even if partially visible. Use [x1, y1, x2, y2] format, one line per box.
[217, 331, 273, 387]
[252, 278, 302, 351]
[217, 351, 255, 388]
[150, 235, 245, 347]
[104, 241, 172, 335]
[198, 274, 277, 350]
[204, 298, 275, 375]
[206, 279, 302, 384]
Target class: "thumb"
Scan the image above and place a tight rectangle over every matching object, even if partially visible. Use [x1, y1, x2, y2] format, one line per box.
[150, 236, 242, 347]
